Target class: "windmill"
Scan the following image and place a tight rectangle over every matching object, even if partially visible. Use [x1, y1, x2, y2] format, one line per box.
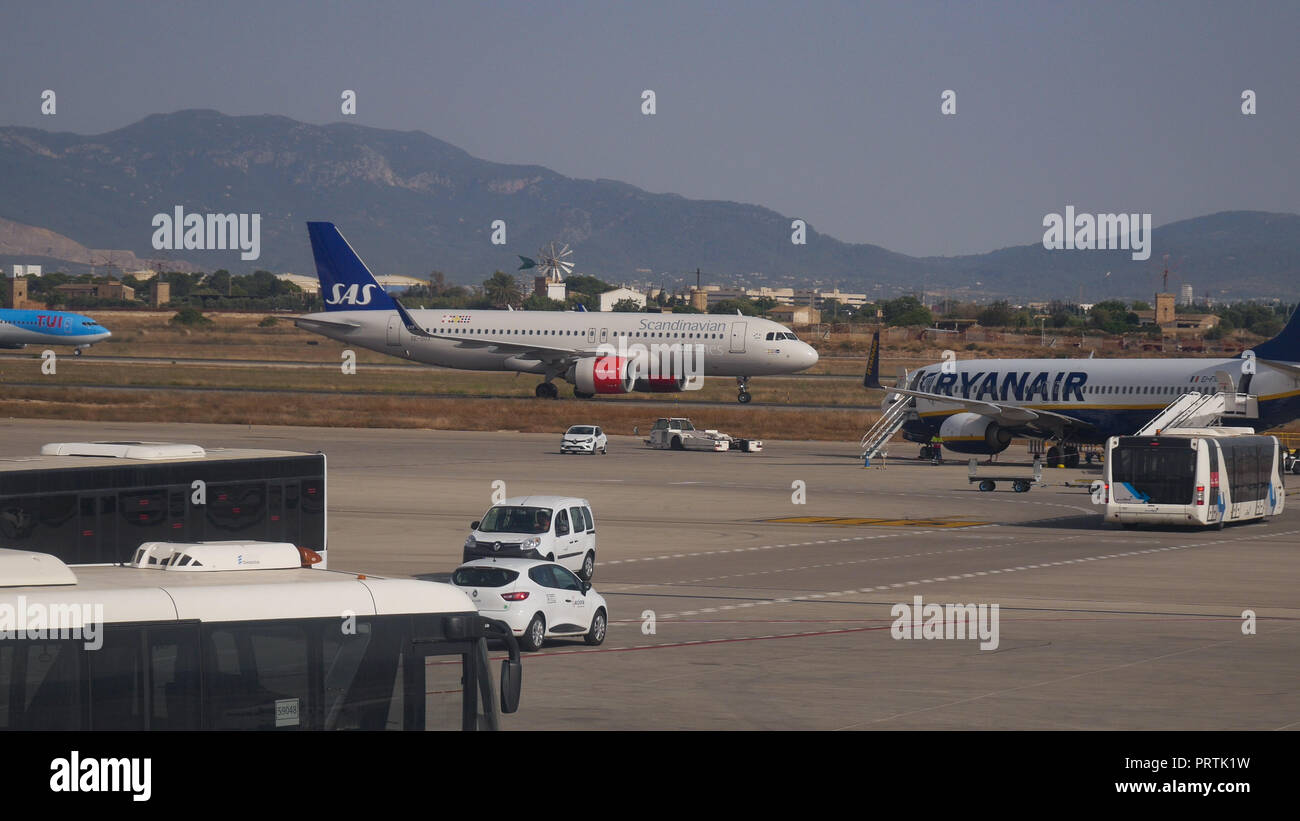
[519, 241, 574, 302]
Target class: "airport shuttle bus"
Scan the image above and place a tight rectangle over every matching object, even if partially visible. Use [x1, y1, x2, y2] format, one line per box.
[1103, 430, 1286, 528]
[0, 542, 522, 730]
[0, 442, 327, 566]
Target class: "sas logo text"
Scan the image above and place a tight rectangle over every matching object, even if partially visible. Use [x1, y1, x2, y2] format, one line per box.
[325, 283, 379, 306]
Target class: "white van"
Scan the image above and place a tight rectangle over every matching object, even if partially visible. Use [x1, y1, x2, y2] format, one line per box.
[462, 495, 598, 580]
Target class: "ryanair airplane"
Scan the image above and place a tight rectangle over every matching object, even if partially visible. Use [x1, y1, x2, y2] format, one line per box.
[295, 222, 819, 402]
[0, 309, 111, 353]
[863, 310, 1300, 465]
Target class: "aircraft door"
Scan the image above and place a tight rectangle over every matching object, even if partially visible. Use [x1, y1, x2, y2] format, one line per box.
[599, 328, 608, 344]
[386, 314, 401, 346]
[729, 322, 747, 353]
[587, 327, 596, 343]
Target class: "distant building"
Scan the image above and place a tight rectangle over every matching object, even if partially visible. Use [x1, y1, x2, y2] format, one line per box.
[276, 273, 320, 295]
[4, 277, 30, 309]
[55, 282, 135, 301]
[1179, 284, 1195, 306]
[1135, 293, 1219, 331]
[768, 305, 820, 326]
[533, 276, 566, 302]
[599, 287, 646, 311]
[9, 265, 41, 278]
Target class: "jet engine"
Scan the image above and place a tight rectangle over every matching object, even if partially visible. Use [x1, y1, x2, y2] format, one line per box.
[938, 412, 1013, 455]
[570, 356, 639, 394]
[633, 374, 688, 392]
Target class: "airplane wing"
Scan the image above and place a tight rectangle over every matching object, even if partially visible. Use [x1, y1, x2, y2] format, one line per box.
[887, 386, 1097, 432]
[393, 300, 604, 364]
[294, 316, 363, 332]
[1260, 359, 1300, 379]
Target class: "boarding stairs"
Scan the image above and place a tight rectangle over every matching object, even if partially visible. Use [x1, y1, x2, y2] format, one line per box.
[860, 397, 910, 458]
[1136, 391, 1258, 436]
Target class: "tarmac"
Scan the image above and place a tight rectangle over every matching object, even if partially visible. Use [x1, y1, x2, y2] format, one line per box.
[3, 418, 1296, 730]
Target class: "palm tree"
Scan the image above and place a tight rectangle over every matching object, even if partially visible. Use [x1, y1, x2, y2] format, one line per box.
[483, 271, 523, 308]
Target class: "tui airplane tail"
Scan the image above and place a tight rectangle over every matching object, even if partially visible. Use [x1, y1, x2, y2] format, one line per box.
[306, 222, 398, 312]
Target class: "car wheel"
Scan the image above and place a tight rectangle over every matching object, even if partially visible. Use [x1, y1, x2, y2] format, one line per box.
[671, 436, 684, 450]
[522, 614, 546, 651]
[585, 609, 607, 646]
[580, 551, 595, 581]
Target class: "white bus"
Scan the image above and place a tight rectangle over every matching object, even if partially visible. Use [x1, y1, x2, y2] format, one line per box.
[1103, 429, 1286, 529]
[0, 541, 521, 730]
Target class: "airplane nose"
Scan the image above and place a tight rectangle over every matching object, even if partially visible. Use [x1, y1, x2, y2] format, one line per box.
[803, 343, 819, 368]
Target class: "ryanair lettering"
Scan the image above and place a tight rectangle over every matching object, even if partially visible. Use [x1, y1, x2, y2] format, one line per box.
[326, 283, 378, 306]
[915, 369, 1089, 402]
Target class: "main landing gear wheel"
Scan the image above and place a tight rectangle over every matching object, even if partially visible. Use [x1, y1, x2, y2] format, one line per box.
[573, 388, 594, 399]
[535, 382, 559, 399]
[73, 348, 84, 356]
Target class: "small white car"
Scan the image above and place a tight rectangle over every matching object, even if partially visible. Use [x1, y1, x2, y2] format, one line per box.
[561, 425, 608, 455]
[451, 558, 608, 651]
[463, 495, 598, 580]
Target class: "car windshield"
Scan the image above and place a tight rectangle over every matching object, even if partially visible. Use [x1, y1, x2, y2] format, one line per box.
[567, 426, 595, 435]
[478, 505, 553, 534]
[451, 567, 520, 587]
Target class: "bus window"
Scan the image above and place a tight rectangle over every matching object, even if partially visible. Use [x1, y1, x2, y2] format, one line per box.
[89, 628, 146, 730]
[18, 640, 82, 730]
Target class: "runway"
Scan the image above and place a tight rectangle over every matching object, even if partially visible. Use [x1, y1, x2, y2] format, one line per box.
[2, 418, 1296, 730]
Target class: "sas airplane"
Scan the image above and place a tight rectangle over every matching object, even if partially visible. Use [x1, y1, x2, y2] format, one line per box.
[0, 308, 111, 354]
[863, 310, 1300, 466]
[294, 222, 819, 402]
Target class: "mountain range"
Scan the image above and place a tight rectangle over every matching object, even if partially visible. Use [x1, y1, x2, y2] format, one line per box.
[0, 109, 1296, 300]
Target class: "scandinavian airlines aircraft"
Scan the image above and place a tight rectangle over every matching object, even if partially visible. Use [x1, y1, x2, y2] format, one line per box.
[294, 222, 819, 402]
[864, 310, 1300, 466]
[0, 308, 111, 354]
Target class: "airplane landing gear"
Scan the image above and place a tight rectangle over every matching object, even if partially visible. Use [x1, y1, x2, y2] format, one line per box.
[574, 388, 594, 399]
[73, 347, 85, 356]
[535, 382, 559, 399]
[1046, 443, 1080, 468]
[736, 376, 752, 404]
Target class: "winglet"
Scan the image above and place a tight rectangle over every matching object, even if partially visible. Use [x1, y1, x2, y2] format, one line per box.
[393, 299, 436, 338]
[863, 331, 883, 388]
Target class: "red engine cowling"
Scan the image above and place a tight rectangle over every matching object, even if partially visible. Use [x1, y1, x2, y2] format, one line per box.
[571, 356, 638, 394]
[633, 374, 688, 392]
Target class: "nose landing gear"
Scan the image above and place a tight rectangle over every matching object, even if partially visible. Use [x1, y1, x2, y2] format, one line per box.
[736, 376, 751, 404]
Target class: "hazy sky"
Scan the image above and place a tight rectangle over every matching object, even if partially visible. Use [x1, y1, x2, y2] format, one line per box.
[2, 0, 1297, 256]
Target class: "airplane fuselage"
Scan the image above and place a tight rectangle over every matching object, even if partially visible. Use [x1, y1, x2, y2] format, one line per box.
[297, 307, 819, 377]
[0, 309, 111, 349]
[898, 356, 1300, 446]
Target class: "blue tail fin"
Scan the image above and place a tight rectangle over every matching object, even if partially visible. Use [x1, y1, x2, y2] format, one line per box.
[1251, 305, 1300, 361]
[306, 222, 397, 311]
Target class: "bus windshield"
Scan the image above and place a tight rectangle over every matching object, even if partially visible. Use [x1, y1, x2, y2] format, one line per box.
[1111, 443, 1197, 504]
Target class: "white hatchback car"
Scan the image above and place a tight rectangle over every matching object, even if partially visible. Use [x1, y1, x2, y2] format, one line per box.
[462, 495, 598, 580]
[451, 558, 608, 651]
[561, 425, 607, 455]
